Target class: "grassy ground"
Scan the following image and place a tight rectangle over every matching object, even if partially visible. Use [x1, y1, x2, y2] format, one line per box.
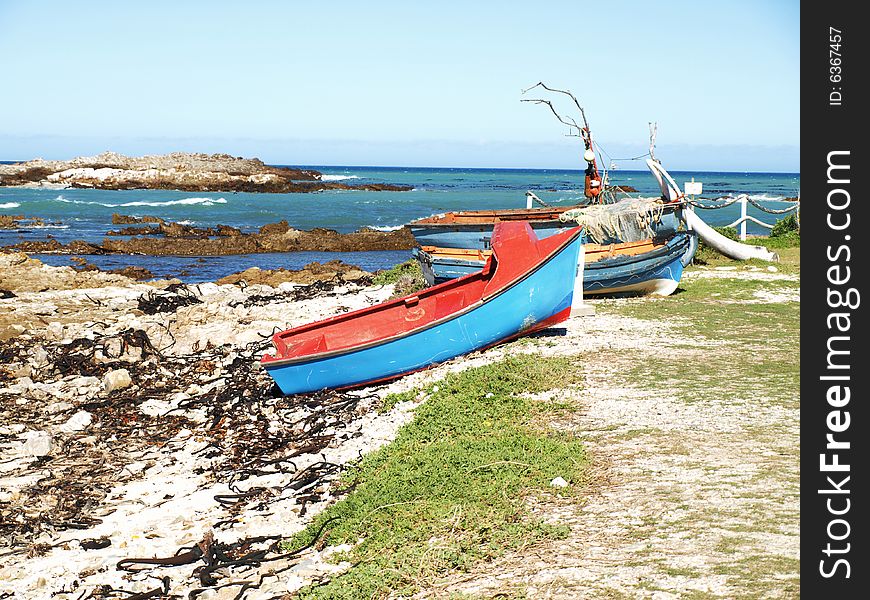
[289, 355, 588, 599]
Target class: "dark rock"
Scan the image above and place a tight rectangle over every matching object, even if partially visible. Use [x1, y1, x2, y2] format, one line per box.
[0, 215, 24, 229]
[106, 225, 162, 236]
[107, 266, 155, 280]
[216, 260, 371, 286]
[217, 224, 242, 237]
[258, 220, 291, 235]
[111, 213, 165, 225]
[80, 537, 112, 550]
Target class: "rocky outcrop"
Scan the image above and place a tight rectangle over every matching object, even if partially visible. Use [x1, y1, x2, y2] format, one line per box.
[0, 152, 412, 193]
[111, 213, 165, 225]
[100, 225, 417, 255]
[68, 257, 156, 281]
[2, 218, 417, 255]
[106, 222, 243, 238]
[1, 215, 47, 229]
[215, 260, 371, 287]
[4, 239, 107, 254]
[0, 253, 149, 293]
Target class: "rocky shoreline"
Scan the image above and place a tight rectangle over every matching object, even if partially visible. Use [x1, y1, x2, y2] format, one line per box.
[0, 152, 412, 193]
[0, 252, 419, 597]
[2, 214, 418, 256]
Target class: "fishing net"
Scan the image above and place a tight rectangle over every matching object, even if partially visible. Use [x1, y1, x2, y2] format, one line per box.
[559, 197, 667, 244]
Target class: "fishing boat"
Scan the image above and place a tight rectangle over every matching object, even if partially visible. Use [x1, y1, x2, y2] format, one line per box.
[408, 205, 578, 250]
[408, 199, 684, 250]
[414, 231, 696, 297]
[261, 221, 584, 395]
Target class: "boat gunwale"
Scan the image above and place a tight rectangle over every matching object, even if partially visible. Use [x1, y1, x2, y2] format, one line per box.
[418, 233, 689, 271]
[262, 227, 583, 368]
[408, 199, 684, 228]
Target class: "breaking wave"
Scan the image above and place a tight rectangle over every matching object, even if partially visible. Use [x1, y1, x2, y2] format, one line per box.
[320, 174, 360, 181]
[0, 202, 21, 209]
[717, 192, 791, 202]
[119, 197, 228, 207]
[366, 224, 404, 232]
[53, 195, 228, 208]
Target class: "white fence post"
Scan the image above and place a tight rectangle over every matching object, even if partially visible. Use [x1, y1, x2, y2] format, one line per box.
[739, 195, 748, 241]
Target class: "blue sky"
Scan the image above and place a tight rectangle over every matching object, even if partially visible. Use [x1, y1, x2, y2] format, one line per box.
[0, 1, 799, 171]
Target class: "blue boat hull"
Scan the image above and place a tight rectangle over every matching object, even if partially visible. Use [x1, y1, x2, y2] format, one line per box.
[409, 221, 568, 250]
[582, 233, 691, 296]
[264, 234, 582, 395]
[416, 232, 695, 297]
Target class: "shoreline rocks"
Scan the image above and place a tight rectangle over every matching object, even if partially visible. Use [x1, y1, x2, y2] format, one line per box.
[1, 215, 49, 229]
[1, 217, 417, 255]
[100, 225, 417, 254]
[0, 151, 413, 193]
[215, 259, 372, 287]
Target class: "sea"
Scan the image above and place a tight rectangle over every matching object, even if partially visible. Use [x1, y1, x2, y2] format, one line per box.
[0, 165, 800, 283]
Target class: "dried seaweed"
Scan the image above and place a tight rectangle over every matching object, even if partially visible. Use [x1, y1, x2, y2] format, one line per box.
[136, 285, 202, 315]
[2, 317, 378, 597]
[232, 276, 367, 308]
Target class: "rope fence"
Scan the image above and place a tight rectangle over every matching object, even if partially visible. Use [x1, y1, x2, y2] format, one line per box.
[686, 194, 800, 240]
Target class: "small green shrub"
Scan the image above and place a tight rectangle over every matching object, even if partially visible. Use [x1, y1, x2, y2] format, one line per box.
[372, 259, 426, 297]
[372, 259, 422, 285]
[770, 214, 799, 238]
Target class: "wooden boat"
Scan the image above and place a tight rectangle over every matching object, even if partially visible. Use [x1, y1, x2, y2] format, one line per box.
[409, 206, 574, 250]
[408, 202, 683, 250]
[261, 221, 584, 395]
[414, 231, 697, 297]
[408, 206, 577, 249]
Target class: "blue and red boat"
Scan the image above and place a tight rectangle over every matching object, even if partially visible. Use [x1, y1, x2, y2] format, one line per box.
[261, 221, 584, 395]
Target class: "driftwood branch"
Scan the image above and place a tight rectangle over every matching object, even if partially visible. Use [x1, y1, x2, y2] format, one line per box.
[520, 98, 583, 137]
[522, 81, 589, 130]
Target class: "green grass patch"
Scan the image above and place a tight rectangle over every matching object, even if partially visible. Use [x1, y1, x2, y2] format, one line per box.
[712, 554, 800, 597]
[758, 230, 800, 248]
[596, 260, 800, 409]
[288, 355, 587, 599]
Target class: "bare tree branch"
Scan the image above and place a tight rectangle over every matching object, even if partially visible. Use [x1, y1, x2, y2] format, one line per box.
[522, 82, 589, 130]
[520, 98, 583, 137]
